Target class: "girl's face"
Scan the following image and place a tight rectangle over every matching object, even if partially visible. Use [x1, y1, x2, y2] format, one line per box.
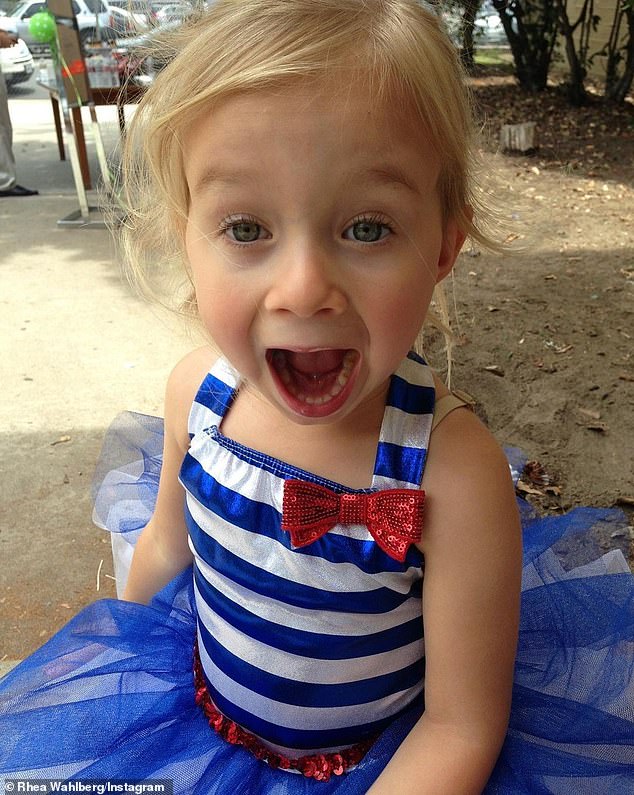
[183, 80, 466, 426]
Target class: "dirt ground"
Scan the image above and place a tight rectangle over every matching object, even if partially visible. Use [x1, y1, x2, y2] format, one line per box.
[1, 74, 632, 663]
[432, 76, 633, 554]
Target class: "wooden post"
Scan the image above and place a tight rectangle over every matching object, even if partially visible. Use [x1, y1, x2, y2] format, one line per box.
[500, 122, 537, 153]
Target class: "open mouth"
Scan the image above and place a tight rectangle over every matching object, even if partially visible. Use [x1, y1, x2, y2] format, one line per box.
[266, 348, 359, 417]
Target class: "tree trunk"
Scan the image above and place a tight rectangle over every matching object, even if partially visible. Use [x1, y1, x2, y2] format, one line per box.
[553, 0, 590, 106]
[460, 0, 482, 73]
[498, 1, 558, 92]
[605, 9, 634, 103]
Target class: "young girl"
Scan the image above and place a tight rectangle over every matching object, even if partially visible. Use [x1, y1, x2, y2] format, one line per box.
[1, 1, 633, 792]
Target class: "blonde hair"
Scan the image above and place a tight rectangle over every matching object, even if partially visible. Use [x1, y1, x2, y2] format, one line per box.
[120, 0, 497, 317]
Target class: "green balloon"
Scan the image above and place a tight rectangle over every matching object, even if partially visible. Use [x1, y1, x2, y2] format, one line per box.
[28, 11, 57, 44]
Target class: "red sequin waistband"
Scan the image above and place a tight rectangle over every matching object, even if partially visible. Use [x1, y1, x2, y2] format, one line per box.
[193, 642, 376, 781]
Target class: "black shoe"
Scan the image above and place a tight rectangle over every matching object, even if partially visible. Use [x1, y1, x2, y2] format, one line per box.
[0, 184, 39, 197]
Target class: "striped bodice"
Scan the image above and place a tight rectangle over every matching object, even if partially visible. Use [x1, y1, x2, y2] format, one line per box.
[179, 353, 435, 758]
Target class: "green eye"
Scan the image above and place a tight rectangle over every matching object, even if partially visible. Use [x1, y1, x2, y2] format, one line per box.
[230, 222, 262, 243]
[344, 218, 391, 243]
[353, 221, 383, 242]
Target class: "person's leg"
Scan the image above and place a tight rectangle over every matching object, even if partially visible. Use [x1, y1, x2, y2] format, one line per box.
[0, 73, 37, 196]
[0, 73, 17, 191]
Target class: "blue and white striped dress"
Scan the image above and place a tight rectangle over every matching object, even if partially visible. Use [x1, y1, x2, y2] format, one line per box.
[180, 353, 433, 758]
[3, 352, 633, 793]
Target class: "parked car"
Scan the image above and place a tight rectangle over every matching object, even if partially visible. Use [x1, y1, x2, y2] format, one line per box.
[108, 0, 157, 27]
[3, 0, 114, 50]
[106, 4, 149, 36]
[440, 1, 508, 47]
[474, 1, 507, 46]
[113, 17, 179, 76]
[0, 35, 34, 85]
[154, 2, 194, 24]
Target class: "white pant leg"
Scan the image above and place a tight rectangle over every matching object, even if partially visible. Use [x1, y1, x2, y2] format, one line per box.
[0, 73, 17, 191]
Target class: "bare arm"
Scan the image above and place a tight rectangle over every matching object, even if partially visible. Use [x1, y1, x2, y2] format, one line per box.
[123, 348, 216, 604]
[368, 409, 522, 794]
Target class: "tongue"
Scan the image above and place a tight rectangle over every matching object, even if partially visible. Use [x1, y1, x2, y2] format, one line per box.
[285, 349, 346, 375]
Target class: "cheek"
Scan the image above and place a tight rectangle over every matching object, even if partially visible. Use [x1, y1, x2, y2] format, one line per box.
[194, 271, 257, 353]
[196, 281, 233, 330]
[186, 229, 230, 325]
[369, 281, 433, 340]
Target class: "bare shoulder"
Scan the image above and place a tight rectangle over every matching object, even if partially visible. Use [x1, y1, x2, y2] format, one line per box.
[164, 346, 219, 451]
[166, 346, 218, 398]
[420, 402, 521, 555]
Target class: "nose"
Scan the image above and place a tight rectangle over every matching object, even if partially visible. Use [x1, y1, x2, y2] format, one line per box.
[263, 241, 348, 318]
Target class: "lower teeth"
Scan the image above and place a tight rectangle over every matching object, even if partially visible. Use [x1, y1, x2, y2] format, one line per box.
[274, 351, 355, 404]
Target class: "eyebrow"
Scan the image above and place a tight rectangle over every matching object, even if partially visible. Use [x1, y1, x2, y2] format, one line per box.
[190, 163, 424, 197]
[190, 168, 255, 196]
[361, 165, 423, 196]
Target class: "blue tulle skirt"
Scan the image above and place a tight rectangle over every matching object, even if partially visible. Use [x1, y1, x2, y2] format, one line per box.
[1, 412, 633, 793]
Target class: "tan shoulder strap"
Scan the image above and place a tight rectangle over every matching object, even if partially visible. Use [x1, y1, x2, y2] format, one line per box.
[431, 391, 472, 432]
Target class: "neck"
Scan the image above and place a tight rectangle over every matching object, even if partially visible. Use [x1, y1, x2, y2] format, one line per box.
[220, 381, 389, 489]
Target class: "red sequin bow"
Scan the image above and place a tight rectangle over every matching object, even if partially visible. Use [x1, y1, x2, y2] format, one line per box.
[281, 480, 425, 562]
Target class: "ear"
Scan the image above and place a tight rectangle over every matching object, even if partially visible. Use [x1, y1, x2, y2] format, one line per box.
[436, 208, 471, 285]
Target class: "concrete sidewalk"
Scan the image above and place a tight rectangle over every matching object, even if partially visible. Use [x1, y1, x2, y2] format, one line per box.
[0, 96, 196, 664]
[8, 97, 126, 196]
